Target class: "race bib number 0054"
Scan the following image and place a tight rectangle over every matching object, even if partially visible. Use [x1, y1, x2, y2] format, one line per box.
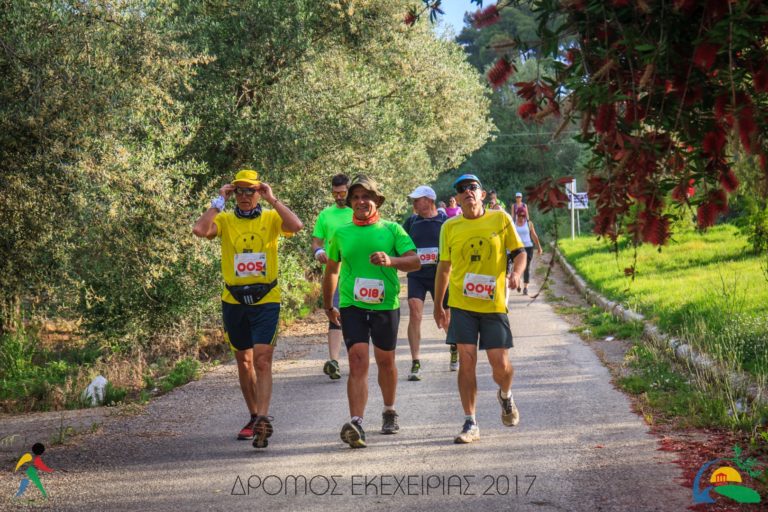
[463, 273, 496, 300]
[354, 277, 385, 304]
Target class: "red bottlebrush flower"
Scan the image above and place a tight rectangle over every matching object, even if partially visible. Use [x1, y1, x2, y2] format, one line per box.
[701, 129, 726, 157]
[565, 49, 577, 65]
[624, 100, 646, 123]
[671, 181, 689, 203]
[594, 104, 616, 133]
[640, 212, 670, 245]
[518, 102, 538, 120]
[514, 81, 537, 101]
[673, 0, 697, 13]
[472, 5, 501, 28]
[697, 201, 718, 228]
[404, 8, 418, 26]
[719, 167, 739, 193]
[753, 64, 768, 92]
[687, 178, 696, 198]
[714, 94, 728, 119]
[737, 104, 757, 154]
[487, 57, 515, 89]
[692, 43, 720, 71]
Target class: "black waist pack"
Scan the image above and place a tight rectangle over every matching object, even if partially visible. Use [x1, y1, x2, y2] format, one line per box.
[226, 280, 278, 305]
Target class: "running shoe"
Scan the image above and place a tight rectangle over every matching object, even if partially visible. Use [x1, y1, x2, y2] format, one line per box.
[381, 410, 400, 434]
[449, 345, 459, 372]
[237, 416, 258, 440]
[497, 389, 520, 426]
[454, 420, 480, 444]
[323, 359, 341, 380]
[252, 415, 274, 448]
[523, 287, 529, 296]
[340, 421, 367, 448]
[408, 360, 422, 381]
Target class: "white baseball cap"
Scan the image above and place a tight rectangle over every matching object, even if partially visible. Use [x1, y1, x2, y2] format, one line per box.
[408, 185, 437, 201]
[515, 192, 523, 197]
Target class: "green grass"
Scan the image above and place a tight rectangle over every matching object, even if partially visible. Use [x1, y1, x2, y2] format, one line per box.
[559, 224, 768, 376]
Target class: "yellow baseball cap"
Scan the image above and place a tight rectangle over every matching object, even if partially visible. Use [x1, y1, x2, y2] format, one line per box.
[232, 169, 261, 187]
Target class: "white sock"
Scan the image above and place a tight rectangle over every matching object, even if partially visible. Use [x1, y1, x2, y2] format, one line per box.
[351, 416, 363, 425]
[465, 414, 476, 424]
[501, 388, 513, 400]
[383, 405, 395, 412]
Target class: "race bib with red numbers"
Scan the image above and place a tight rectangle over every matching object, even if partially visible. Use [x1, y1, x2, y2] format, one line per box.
[462, 273, 496, 300]
[417, 247, 439, 265]
[234, 252, 267, 277]
[353, 277, 385, 304]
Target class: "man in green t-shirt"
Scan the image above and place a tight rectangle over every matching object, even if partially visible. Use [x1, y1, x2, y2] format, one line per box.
[323, 175, 420, 448]
[311, 174, 353, 381]
[434, 174, 527, 445]
[193, 169, 303, 450]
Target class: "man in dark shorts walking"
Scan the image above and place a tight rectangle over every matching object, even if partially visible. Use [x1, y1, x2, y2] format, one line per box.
[323, 175, 419, 448]
[434, 174, 527, 444]
[402, 185, 457, 379]
[311, 174, 352, 380]
[193, 169, 303, 449]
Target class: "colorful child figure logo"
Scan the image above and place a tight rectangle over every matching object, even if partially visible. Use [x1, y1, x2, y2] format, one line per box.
[692, 446, 763, 505]
[14, 443, 54, 498]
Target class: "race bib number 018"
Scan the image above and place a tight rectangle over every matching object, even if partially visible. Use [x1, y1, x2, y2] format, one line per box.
[417, 247, 439, 265]
[463, 273, 496, 300]
[354, 277, 385, 304]
[235, 252, 267, 277]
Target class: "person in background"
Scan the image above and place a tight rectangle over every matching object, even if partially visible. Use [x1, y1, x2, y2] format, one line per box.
[445, 196, 462, 218]
[513, 205, 543, 296]
[512, 192, 527, 218]
[487, 190, 505, 211]
[311, 174, 353, 380]
[403, 185, 456, 379]
[437, 201, 447, 216]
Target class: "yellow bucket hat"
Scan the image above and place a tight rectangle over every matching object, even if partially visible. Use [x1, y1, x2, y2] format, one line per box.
[232, 169, 261, 187]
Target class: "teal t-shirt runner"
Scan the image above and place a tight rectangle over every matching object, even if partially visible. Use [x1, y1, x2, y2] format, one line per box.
[327, 220, 416, 311]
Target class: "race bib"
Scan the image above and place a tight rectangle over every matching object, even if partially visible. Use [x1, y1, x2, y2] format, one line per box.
[234, 252, 267, 277]
[417, 247, 439, 265]
[354, 277, 385, 304]
[463, 273, 496, 300]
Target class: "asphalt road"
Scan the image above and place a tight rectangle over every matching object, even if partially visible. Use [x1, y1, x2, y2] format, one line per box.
[1, 276, 691, 511]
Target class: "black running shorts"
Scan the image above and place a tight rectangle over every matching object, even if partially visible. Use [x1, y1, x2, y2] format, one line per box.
[339, 306, 400, 351]
[222, 302, 280, 351]
[447, 307, 513, 350]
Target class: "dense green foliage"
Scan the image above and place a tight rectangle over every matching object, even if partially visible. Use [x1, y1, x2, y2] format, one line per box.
[0, 0, 492, 410]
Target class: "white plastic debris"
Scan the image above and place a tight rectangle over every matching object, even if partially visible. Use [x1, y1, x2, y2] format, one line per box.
[83, 375, 109, 406]
[604, 336, 615, 342]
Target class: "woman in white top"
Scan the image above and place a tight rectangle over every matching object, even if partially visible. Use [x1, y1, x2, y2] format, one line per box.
[513, 205, 543, 295]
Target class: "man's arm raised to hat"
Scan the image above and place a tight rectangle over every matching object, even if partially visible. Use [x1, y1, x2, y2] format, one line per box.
[192, 184, 233, 239]
[257, 183, 303, 233]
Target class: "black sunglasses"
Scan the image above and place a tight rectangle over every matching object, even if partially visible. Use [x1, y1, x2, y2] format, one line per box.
[235, 187, 257, 196]
[456, 183, 481, 193]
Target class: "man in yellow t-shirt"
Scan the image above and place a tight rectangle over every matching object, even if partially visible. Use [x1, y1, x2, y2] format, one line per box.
[434, 174, 527, 445]
[193, 169, 303, 450]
